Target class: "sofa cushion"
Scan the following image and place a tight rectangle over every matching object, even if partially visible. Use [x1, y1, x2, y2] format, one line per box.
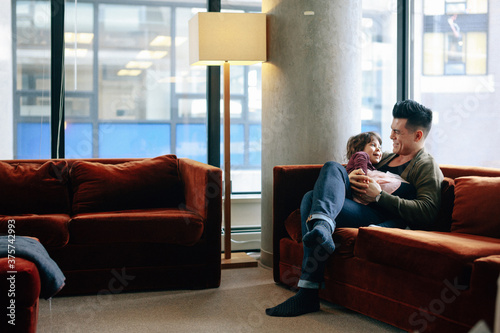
[0, 258, 40, 307]
[71, 155, 184, 214]
[333, 228, 359, 257]
[355, 227, 500, 281]
[283, 209, 358, 256]
[284, 209, 302, 243]
[432, 177, 455, 232]
[69, 208, 204, 245]
[0, 160, 70, 215]
[0, 214, 70, 248]
[451, 176, 500, 238]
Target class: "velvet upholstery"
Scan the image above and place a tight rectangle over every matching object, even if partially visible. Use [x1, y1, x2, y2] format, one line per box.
[0, 160, 70, 215]
[284, 209, 302, 243]
[0, 258, 40, 333]
[69, 208, 204, 245]
[451, 176, 500, 238]
[71, 155, 184, 214]
[273, 163, 500, 332]
[0, 155, 222, 297]
[0, 214, 70, 248]
[355, 227, 500, 281]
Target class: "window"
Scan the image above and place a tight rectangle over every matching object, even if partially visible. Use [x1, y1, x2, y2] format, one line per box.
[7, 0, 262, 194]
[10, 0, 52, 159]
[413, 0, 499, 168]
[422, 0, 488, 76]
[361, 1, 398, 142]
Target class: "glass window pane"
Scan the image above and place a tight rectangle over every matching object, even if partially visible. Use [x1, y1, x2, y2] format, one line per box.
[65, 123, 93, 158]
[423, 33, 445, 75]
[99, 123, 171, 158]
[413, 0, 497, 167]
[178, 99, 207, 118]
[176, 123, 206, 163]
[65, 2, 94, 91]
[98, 4, 172, 122]
[248, 64, 262, 122]
[66, 97, 91, 117]
[14, 0, 51, 160]
[20, 95, 50, 117]
[176, 7, 206, 94]
[0, 1, 14, 159]
[16, 1, 51, 91]
[17, 122, 50, 159]
[465, 32, 487, 75]
[361, 1, 398, 141]
[424, 0, 445, 15]
[249, 124, 261, 166]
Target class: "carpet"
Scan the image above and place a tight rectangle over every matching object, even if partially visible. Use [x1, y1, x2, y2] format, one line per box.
[37, 264, 404, 332]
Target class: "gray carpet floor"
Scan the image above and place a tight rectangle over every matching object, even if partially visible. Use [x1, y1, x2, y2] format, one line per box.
[37, 264, 405, 332]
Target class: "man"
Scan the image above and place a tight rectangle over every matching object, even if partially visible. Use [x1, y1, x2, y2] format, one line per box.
[266, 100, 443, 317]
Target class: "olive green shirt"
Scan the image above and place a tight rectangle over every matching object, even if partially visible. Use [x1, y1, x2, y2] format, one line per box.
[375, 148, 443, 230]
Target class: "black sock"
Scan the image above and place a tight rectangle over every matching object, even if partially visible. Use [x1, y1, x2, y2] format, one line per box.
[302, 220, 335, 254]
[265, 288, 320, 317]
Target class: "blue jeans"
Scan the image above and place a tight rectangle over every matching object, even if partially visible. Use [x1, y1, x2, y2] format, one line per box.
[298, 161, 405, 288]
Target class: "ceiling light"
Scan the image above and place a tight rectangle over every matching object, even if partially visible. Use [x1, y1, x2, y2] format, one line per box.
[150, 35, 188, 47]
[117, 69, 142, 76]
[125, 61, 153, 69]
[65, 32, 94, 44]
[136, 50, 168, 59]
[65, 48, 88, 58]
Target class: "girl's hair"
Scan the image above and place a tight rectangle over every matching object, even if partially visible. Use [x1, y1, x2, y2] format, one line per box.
[346, 131, 382, 160]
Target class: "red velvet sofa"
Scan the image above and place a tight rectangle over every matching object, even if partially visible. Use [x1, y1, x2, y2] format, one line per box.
[0, 258, 40, 333]
[273, 164, 500, 332]
[0, 154, 222, 298]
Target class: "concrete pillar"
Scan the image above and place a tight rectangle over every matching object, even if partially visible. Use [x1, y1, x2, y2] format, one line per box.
[260, 0, 362, 268]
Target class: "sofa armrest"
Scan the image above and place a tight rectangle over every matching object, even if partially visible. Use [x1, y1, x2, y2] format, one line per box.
[272, 164, 322, 282]
[471, 255, 500, 295]
[178, 158, 222, 241]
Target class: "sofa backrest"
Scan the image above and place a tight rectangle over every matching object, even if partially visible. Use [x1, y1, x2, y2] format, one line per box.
[1, 155, 185, 216]
[440, 164, 500, 179]
[0, 160, 71, 215]
[69, 155, 184, 215]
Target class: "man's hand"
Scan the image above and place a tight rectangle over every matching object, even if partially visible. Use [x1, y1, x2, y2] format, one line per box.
[349, 169, 382, 203]
[359, 178, 382, 203]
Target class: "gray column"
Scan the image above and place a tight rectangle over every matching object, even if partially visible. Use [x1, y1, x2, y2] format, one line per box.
[260, 0, 362, 268]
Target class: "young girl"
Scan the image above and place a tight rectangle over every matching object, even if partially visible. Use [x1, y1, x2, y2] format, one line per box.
[345, 131, 416, 204]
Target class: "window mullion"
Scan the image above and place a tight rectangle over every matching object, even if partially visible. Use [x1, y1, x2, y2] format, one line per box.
[51, 0, 65, 158]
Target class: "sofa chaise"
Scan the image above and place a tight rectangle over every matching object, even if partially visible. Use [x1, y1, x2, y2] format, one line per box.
[273, 163, 500, 332]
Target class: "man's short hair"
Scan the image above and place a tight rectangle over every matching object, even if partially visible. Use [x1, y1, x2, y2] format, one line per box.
[392, 100, 433, 138]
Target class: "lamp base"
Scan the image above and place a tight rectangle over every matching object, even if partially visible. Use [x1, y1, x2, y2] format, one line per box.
[221, 252, 258, 269]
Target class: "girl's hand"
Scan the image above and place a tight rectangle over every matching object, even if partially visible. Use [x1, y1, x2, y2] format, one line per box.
[349, 169, 370, 194]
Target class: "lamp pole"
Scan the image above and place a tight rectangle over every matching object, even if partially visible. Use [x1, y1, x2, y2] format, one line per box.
[223, 61, 231, 259]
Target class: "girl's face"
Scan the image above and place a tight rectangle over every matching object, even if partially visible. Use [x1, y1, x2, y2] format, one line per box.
[363, 138, 382, 164]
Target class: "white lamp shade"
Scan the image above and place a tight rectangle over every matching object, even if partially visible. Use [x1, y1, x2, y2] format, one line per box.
[189, 12, 267, 66]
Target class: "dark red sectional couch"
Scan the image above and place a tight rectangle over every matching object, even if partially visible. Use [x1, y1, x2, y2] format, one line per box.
[273, 164, 500, 332]
[0, 154, 222, 331]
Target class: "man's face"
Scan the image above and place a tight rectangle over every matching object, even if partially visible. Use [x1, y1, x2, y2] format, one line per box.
[390, 118, 417, 156]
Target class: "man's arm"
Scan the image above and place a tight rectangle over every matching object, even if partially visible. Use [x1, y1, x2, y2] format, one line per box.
[376, 155, 443, 229]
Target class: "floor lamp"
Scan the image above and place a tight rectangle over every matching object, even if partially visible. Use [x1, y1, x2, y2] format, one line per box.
[189, 12, 267, 264]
